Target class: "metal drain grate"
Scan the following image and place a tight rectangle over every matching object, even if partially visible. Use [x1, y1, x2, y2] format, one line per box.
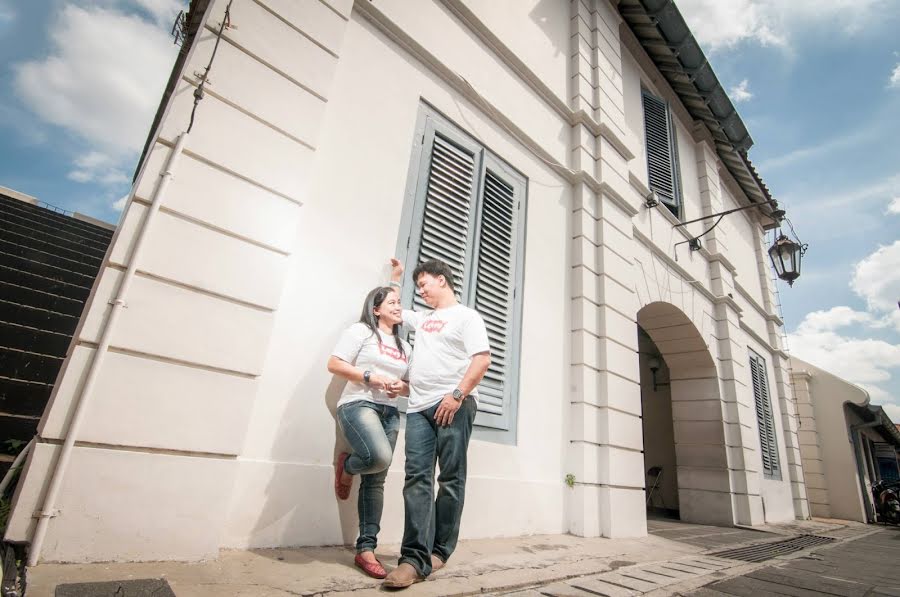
[710, 534, 836, 562]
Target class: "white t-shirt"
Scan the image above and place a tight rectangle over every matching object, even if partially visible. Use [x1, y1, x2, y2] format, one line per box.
[403, 304, 491, 413]
[331, 323, 411, 408]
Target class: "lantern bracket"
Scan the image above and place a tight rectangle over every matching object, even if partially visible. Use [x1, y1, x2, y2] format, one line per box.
[672, 199, 778, 229]
[666, 200, 777, 261]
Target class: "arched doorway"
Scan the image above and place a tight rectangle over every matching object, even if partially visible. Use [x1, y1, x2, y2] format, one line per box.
[637, 302, 734, 526]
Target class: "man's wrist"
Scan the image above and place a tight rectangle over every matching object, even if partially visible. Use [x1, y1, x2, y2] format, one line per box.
[452, 388, 464, 401]
[388, 281, 401, 288]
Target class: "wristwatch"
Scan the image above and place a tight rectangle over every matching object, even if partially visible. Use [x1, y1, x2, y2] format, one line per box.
[452, 388, 464, 402]
[363, 370, 372, 384]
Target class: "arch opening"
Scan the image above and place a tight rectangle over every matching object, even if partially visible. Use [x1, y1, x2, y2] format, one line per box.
[638, 302, 735, 526]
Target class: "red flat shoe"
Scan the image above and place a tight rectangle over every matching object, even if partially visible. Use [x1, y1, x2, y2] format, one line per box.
[354, 553, 387, 579]
[334, 453, 352, 500]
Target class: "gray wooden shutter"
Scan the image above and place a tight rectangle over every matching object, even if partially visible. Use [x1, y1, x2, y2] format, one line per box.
[468, 158, 525, 430]
[416, 133, 477, 296]
[642, 91, 680, 215]
[750, 353, 780, 478]
[401, 111, 527, 432]
[404, 122, 481, 316]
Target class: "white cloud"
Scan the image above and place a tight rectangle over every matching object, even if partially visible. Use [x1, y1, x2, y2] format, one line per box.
[676, 0, 890, 52]
[112, 194, 129, 211]
[884, 402, 900, 422]
[67, 151, 129, 186]
[789, 242, 900, 409]
[132, 0, 184, 25]
[851, 240, 900, 316]
[729, 79, 753, 103]
[787, 172, 900, 212]
[91, 0, 185, 26]
[789, 326, 900, 385]
[0, 2, 14, 25]
[12, 4, 179, 157]
[795, 306, 874, 333]
[887, 197, 900, 214]
[890, 63, 900, 88]
[755, 121, 885, 172]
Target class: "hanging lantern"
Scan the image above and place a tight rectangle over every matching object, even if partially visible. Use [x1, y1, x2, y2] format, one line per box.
[769, 234, 803, 286]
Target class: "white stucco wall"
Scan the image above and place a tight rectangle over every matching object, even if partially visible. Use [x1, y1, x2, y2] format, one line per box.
[222, 7, 573, 548]
[462, 0, 571, 105]
[792, 358, 870, 523]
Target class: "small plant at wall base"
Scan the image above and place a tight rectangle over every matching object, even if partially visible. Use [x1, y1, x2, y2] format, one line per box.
[565, 474, 576, 488]
[2, 440, 25, 455]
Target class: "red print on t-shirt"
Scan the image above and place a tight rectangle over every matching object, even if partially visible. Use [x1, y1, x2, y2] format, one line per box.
[421, 319, 447, 334]
[378, 343, 408, 362]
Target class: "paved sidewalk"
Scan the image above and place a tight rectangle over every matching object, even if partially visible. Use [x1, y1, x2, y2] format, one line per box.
[685, 525, 900, 597]
[25, 518, 873, 596]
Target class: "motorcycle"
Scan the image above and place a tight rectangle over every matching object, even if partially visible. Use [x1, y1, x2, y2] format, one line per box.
[872, 479, 900, 525]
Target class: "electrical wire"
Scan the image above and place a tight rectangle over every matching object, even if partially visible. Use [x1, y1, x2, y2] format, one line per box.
[188, 0, 233, 133]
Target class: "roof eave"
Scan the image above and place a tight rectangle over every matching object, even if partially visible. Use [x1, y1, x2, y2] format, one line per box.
[617, 0, 778, 220]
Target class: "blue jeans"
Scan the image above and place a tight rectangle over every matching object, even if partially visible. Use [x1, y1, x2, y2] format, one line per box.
[337, 400, 400, 553]
[399, 397, 477, 576]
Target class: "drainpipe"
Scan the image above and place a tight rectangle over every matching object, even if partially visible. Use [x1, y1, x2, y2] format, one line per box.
[27, 132, 189, 567]
[849, 420, 880, 524]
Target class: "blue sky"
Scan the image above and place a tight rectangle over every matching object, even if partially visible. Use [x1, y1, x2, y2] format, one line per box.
[1, 1, 898, 417]
[674, 0, 900, 418]
[0, 0, 184, 219]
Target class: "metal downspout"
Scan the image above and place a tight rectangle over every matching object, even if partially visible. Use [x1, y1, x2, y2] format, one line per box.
[26, 132, 190, 567]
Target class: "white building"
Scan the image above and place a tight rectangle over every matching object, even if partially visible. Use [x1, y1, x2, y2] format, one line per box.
[7, 0, 810, 563]
[791, 357, 900, 523]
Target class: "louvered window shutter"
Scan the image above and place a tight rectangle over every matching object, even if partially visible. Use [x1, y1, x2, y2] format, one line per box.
[467, 158, 525, 430]
[414, 131, 478, 302]
[642, 91, 681, 216]
[402, 113, 527, 431]
[750, 353, 780, 478]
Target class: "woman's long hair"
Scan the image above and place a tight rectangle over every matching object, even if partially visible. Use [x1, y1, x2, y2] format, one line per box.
[359, 286, 405, 358]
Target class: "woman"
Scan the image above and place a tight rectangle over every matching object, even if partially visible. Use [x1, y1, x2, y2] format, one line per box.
[327, 285, 410, 579]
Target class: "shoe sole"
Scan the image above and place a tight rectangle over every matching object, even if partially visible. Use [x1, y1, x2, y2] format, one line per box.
[382, 577, 424, 589]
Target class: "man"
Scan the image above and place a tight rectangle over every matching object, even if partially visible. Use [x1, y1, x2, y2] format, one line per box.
[382, 258, 491, 589]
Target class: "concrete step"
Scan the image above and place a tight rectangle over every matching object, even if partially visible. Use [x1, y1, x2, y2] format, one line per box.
[0, 203, 112, 253]
[0, 280, 86, 317]
[0, 321, 73, 357]
[0, 260, 93, 301]
[0, 414, 39, 444]
[0, 249, 97, 293]
[0, 237, 102, 279]
[0, 195, 113, 243]
[0, 218, 106, 265]
[0, 298, 80, 336]
[0, 375, 53, 418]
[0, 347, 64, 384]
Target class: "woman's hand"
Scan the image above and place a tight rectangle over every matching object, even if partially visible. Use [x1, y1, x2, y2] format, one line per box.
[367, 374, 394, 391]
[386, 379, 408, 398]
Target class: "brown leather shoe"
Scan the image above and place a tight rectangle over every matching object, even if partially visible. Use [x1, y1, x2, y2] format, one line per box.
[382, 562, 423, 589]
[431, 554, 445, 572]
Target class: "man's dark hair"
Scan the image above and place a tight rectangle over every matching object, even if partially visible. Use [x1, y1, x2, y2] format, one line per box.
[412, 259, 456, 292]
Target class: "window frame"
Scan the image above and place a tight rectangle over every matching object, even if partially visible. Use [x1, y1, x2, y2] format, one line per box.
[394, 104, 528, 435]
